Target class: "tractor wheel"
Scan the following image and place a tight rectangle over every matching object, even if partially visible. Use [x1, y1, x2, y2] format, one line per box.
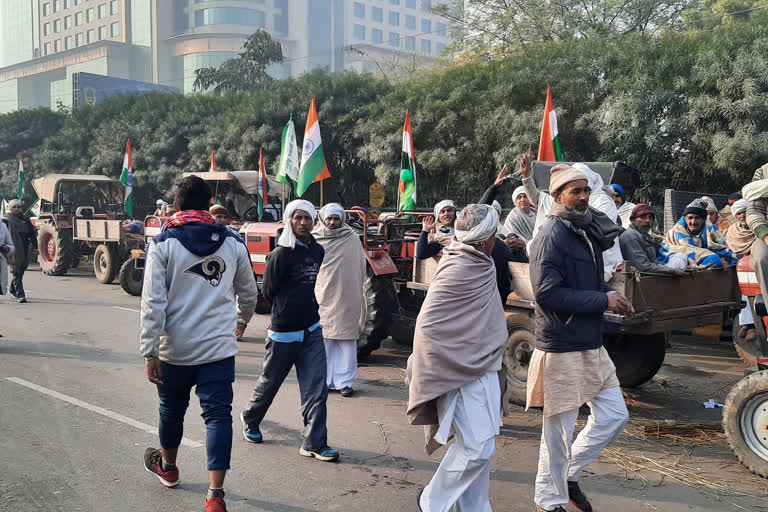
[93, 244, 118, 284]
[604, 332, 667, 388]
[119, 259, 143, 296]
[733, 318, 759, 367]
[357, 268, 396, 359]
[37, 223, 72, 276]
[504, 312, 536, 406]
[723, 371, 768, 478]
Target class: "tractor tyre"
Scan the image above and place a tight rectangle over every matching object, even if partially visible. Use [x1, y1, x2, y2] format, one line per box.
[119, 259, 143, 296]
[93, 244, 118, 284]
[357, 269, 396, 359]
[733, 318, 759, 367]
[37, 223, 72, 276]
[723, 371, 768, 478]
[504, 311, 536, 406]
[604, 332, 667, 388]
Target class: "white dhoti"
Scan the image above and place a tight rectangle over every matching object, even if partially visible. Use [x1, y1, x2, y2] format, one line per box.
[534, 386, 628, 510]
[324, 338, 358, 389]
[420, 371, 502, 512]
[740, 295, 755, 325]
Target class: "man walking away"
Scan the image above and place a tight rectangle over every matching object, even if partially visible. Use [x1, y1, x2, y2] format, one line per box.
[312, 203, 366, 397]
[140, 176, 257, 512]
[240, 199, 339, 461]
[527, 164, 632, 512]
[4, 199, 36, 303]
[407, 204, 508, 512]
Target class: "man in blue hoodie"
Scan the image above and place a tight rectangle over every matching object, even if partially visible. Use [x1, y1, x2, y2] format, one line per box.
[240, 199, 339, 462]
[140, 175, 257, 512]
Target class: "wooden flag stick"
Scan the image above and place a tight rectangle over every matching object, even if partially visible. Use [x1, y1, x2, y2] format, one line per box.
[320, 179, 324, 207]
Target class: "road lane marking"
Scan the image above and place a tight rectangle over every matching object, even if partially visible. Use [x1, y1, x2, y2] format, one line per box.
[113, 306, 140, 313]
[5, 377, 202, 448]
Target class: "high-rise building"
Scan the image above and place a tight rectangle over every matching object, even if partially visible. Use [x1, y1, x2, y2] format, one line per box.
[0, 1, 454, 112]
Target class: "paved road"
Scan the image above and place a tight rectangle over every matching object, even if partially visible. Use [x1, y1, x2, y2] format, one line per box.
[1, 267, 767, 511]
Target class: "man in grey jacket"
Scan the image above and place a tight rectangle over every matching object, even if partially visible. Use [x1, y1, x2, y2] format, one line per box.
[618, 203, 686, 275]
[140, 175, 257, 512]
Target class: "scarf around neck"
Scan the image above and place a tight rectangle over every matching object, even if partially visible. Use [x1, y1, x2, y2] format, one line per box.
[549, 202, 621, 252]
[164, 210, 216, 229]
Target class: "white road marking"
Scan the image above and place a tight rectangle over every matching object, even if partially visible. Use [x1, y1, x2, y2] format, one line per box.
[4, 377, 202, 448]
[113, 306, 140, 313]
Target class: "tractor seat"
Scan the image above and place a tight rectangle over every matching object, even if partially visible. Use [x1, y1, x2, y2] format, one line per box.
[75, 206, 95, 218]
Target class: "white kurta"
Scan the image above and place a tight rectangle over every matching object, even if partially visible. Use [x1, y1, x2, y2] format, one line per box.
[324, 337, 357, 389]
[0, 221, 14, 296]
[420, 371, 501, 512]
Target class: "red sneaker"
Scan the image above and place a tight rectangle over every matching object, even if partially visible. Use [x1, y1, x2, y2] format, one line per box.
[143, 447, 180, 487]
[205, 497, 227, 512]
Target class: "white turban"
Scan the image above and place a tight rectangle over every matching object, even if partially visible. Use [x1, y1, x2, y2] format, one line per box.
[455, 204, 499, 244]
[732, 198, 748, 216]
[492, 200, 502, 216]
[319, 202, 345, 223]
[8, 199, 22, 208]
[512, 186, 526, 202]
[433, 199, 457, 221]
[277, 199, 317, 249]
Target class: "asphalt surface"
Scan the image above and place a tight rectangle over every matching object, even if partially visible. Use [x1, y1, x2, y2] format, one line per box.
[1, 266, 767, 511]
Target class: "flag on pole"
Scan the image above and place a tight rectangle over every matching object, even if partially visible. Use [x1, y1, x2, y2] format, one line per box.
[398, 110, 417, 212]
[17, 153, 25, 200]
[296, 98, 331, 197]
[257, 147, 269, 218]
[28, 198, 41, 217]
[1, 198, 7, 218]
[209, 151, 217, 172]
[276, 115, 299, 187]
[537, 84, 563, 162]
[119, 139, 134, 217]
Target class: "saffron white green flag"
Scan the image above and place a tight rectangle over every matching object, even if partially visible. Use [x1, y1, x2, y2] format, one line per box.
[277, 115, 299, 187]
[119, 139, 134, 217]
[29, 198, 41, 217]
[296, 98, 330, 197]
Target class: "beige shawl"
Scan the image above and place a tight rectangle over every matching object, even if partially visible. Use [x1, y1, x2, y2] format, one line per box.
[312, 223, 366, 340]
[406, 240, 508, 454]
[726, 221, 756, 259]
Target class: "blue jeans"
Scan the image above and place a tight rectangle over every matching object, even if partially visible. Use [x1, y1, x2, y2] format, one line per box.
[157, 356, 234, 471]
[242, 328, 329, 451]
[10, 266, 25, 298]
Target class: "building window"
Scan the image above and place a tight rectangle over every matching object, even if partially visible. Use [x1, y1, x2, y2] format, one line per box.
[86, 7, 94, 22]
[44, 22, 51, 36]
[64, 36, 73, 49]
[87, 28, 95, 43]
[405, 15, 415, 29]
[64, 0, 71, 8]
[405, 36, 415, 49]
[436, 22, 446, 36]
[111, 21, 119, 37]
[421, 19, 430, 33]
[54, 39, 61, 52]
[421, 39, 431, 54]
[194, 8, 266, 27]
[436, 42, 445, 54]
[75, 11, 82, 25]
[353, 24, 365, 40]
[98, 3, 106, 18]
[98, 25, 106, 39]
[421, 0, 431, 11]
[75, 0, 81, 4]
[390, 0, 400, 4]
[372, 28, 382, 43]
[389, 31, 399, 47]
[372, 7, 382, 22]
[44, 42, 51, 55]
[43, 3, 51, 16]
[54, 0, 61, 12]
[353, 2, 364, 18]
[389, 11, 399, 25]
[75, 33, 83, 46]
[110, 0, 119, 15]
[54, 19, 61, 32]
[406, 0, 416, 7]
[64, 15, 72, 29]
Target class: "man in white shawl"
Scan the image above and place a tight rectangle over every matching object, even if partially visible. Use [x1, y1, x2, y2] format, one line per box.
[406, 204, 508, 512]
[503, 186, 536, 242]
[0, 219, 14, 298]
[523, 158, 623, 280]
[312, 203, 366, 397]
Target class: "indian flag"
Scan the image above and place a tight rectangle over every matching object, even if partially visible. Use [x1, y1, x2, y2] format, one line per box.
[398, 110, 417, 212]
[17, 153, 24, 200]
[210, 151, 217, 172]
[296, 98, 331, 197]
[119, 139, 134, 217]
[28, 198, 41, 217]
[276, 115, 299, 187]
[0, 198, 7, 217]
[257, 147, 269, 218]
[537, 85, 563, 162]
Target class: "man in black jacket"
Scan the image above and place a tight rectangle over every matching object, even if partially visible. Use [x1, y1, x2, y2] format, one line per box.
[527, 164, 632, 512]
[3, 199, 37, 303]
[240, 199, 339, 462]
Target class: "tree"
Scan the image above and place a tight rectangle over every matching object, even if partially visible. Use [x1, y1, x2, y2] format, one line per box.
[193, 30, 284, 93]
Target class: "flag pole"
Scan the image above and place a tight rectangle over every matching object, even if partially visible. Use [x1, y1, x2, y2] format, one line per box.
[282, 183, 286, 213]
[320, 180, 324, 207]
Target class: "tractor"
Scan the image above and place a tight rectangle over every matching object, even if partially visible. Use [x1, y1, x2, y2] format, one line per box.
[31, 174, 143, 283]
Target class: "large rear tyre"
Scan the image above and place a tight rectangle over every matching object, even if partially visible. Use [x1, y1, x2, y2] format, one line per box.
[357, 269, 396, 359]
[733, 317, 759, 367]
[604, 332, 667, 388]
[37, 223, 72, 276]
[723, 371, 768, 478]
[119, 258, 143, 296]
[504, 312, 536, 406]
[93, 244, 118, 284]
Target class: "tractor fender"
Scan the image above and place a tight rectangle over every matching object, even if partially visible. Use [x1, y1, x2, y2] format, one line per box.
[364, 250, 396, 276]
[33, 214, 72, 230]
